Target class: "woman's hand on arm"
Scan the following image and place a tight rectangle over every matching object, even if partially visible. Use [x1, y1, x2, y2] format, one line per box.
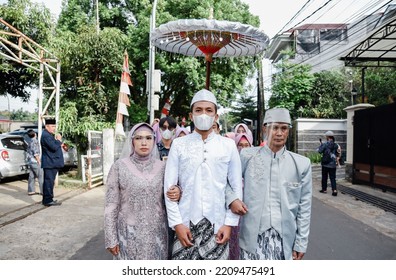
[107, 245, 120, 256]
[166, 185, 181, 202]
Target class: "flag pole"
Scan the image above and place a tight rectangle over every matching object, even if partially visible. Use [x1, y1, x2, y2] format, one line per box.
[115, 50, 132, 136]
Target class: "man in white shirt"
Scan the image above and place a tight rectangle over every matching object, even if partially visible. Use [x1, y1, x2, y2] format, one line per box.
[164, 89, 243, 260]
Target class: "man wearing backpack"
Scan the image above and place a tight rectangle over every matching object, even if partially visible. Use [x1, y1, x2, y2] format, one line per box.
[318, 131, 340, 196]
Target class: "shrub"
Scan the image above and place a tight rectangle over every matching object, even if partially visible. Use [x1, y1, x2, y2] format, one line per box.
[305, 151, 322, 164]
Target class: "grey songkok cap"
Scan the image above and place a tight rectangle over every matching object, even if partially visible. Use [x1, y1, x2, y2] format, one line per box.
[325, 130, 334, 137]
[263, 108, 291, 125]
[190, 89, 217, 108]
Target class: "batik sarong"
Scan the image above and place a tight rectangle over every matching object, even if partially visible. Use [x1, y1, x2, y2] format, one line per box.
[240, 227, 285, 260]
[171, 218, 229, 260]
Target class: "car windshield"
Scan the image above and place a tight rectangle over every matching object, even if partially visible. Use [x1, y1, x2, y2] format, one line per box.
[1, 137, 27, 150]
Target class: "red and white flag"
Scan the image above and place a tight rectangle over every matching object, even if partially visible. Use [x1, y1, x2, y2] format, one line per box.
[115, 50, 133, 136]
[160, 98, 171, 118]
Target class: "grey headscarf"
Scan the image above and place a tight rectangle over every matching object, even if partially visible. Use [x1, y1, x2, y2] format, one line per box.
[120, 123, 159, 160]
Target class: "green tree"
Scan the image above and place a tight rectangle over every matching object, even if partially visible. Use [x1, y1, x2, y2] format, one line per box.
[54, 0, 154, 126]
[50, 26, 130, 120]
[0, 0, 54, 101]
[218, 111, 235, 133]
[57, 101, 113, 151]
[10, 108, 37, 121]
[35, 0, 266, 160]
[356, 66, 396, 105]
[269, 55, 315, 119]
[57, 0, 138, 33]
[269, 53, 351, 119]
[55, 0, 262, 125]
[229, 94, 257, 124]
[309, 70, 350, 118]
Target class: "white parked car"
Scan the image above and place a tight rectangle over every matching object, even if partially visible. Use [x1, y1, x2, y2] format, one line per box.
[0, 134, 29, 182]
[7, 127, 78, 168]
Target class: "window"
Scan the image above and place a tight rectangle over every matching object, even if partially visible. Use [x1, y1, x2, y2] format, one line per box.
[1, 137, 27, 150]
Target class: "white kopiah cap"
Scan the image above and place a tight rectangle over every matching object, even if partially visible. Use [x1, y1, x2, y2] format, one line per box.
[190, 89, 217, 108]
[325, 130, 334, 137]
[263, 108, 291, 125]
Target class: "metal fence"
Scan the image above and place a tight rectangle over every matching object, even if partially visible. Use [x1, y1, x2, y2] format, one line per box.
[81, 130, 127, 188]
[115, 135, 126, 161]
[82, 130, 103, 188]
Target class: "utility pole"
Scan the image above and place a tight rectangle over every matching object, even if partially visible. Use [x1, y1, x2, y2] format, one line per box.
[256, 57, 265, 145]
[6, 93, 10, 119]
[148, 0, 158, 125]
[96, 0, 100, 35]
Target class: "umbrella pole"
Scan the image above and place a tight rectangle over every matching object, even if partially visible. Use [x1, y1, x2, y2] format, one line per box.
[206, 60, 211, 90]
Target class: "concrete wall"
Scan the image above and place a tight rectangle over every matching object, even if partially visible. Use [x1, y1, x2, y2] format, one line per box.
[293, 118, 347, 158]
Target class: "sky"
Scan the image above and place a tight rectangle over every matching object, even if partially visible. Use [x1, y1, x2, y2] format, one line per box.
[0, 0, 392, 112]
[243, 0, 392, 38]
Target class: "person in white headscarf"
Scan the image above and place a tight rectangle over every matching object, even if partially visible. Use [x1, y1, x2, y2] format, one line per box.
[104, 123, 178, 260]
[239, 108, 312, 260]
[164, 89, 243, 260]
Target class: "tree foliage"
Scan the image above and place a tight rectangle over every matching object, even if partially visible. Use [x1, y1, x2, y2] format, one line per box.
[50, 26, 130, 119]
[229, 94, 257, 124]
[50, 0, 263, 130]
[269, 53, 350, 119]
[9, 108, 37, 121]
[57, 101, 113, 152]
[1, 0, 264, 133]
[269, 56, 315, 119]
[0, 0, 55, 101]
[354, 66, 396, 105]
[310, 70, 350, 118]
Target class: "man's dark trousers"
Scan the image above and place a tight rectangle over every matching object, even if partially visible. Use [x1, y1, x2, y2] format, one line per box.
[42, 168, 59, 205]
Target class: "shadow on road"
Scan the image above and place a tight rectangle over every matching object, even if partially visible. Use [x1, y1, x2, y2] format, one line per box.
[69, 230, 112, 260]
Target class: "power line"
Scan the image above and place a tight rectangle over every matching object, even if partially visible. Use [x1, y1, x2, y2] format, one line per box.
[297, 0, 393, 71]
[273, 0, 314, 39]
[266, 0, 393, 77]
[282, 0, 335, 36]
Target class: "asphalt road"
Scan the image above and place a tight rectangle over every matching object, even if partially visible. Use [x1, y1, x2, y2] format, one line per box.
[70, 196, 396, 260]
[305, 197, 396, 260]
[1, 171, 395, 260]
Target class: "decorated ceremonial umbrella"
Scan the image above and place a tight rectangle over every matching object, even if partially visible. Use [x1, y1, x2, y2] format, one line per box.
[151, 19, 269, 89]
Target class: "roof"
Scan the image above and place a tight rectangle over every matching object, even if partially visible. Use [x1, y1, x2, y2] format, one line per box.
[265, 24, 348, 62]
[288, 23, 347, 33]
[341, 6, 396, 67]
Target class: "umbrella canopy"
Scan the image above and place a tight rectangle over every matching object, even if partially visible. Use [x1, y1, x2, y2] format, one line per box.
[151, 19, 269, 89]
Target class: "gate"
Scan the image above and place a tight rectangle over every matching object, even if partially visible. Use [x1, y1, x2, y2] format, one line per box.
[82, 130, 103, 188]
[353, 102, 396, 191]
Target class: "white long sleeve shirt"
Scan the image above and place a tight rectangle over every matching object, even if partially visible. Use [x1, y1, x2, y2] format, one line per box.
[164, 131, 242, 234]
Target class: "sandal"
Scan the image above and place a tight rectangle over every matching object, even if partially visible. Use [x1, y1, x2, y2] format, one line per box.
[332, 190, 338, 196]
[319, 190, 327, 193]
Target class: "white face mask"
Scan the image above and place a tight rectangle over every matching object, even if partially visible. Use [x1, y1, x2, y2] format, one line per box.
[161, 129, 173, 140]
[193, 114, 215, 131]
